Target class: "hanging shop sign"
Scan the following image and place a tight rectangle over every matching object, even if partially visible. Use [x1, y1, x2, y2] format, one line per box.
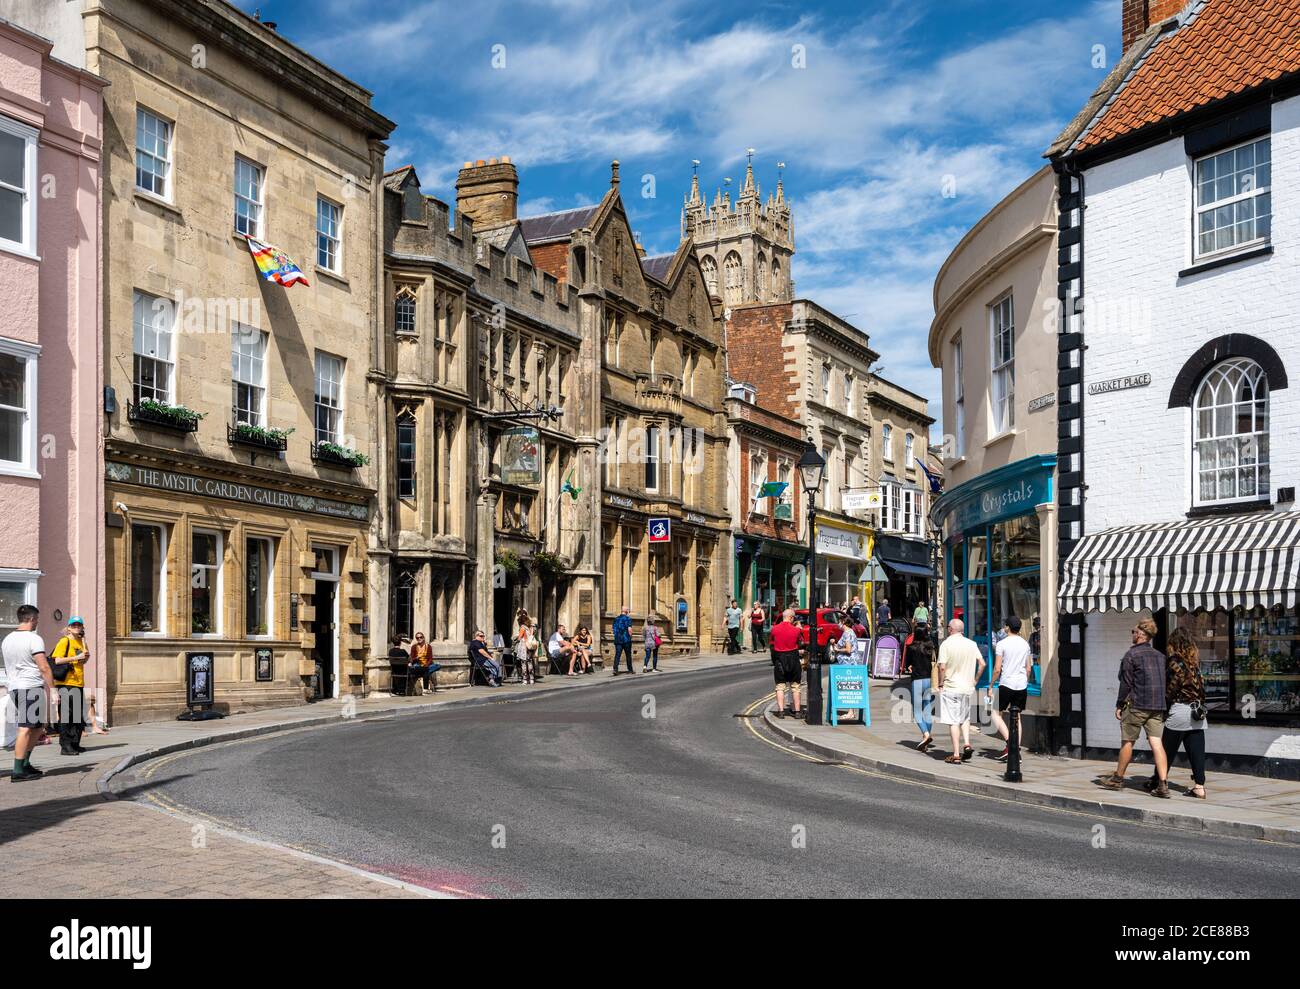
[106, 462, 367, 521]
[648, 517, 671, 543]
[1088, 372, 1151, 396]
[842, 490, 882, 511]
[501, 426, 541, 486]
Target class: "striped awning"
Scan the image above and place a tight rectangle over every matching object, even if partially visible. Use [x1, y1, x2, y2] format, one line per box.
[1059, 511, 1300, 614]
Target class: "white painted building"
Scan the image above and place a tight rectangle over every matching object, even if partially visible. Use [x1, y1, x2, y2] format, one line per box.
[1049, 0, 1300, 774]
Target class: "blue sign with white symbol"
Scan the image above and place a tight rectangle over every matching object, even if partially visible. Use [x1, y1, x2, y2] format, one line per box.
[828, 664, 871, 728]
[648, 517, 671, 543]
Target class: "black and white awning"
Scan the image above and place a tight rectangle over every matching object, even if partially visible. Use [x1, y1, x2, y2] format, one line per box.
[1059, 511, 1300, 614]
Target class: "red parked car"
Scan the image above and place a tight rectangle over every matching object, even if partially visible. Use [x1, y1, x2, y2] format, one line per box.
[792, 608, 843, 649]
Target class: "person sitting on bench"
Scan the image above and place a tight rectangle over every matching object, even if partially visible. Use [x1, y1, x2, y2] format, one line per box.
[469, 629, 502, 687]
[549, 624, 577, 677]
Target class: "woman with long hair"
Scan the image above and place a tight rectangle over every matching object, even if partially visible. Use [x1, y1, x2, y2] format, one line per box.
[571, 624, 594, 674]
[514, 608, 538, 685]
[903, 621, 936, 752]
[1148, 626, 1209, 798]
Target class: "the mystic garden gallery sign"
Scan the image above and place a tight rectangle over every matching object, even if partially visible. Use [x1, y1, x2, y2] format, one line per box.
[106, 462, 369, 521]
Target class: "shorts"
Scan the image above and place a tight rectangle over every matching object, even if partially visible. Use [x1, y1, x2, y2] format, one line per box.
[1120, 706, 1165, 742]
[772, 651, 802, 686]
[997, 686, 1028, 712]
[937, 690, 971, 725]
[10, 688, 47, 728]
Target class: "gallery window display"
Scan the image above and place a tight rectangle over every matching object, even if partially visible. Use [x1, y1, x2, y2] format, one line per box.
[1176, 608, 1300, 723]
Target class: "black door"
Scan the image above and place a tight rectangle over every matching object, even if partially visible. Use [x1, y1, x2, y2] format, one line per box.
[313, 580, 336, 699]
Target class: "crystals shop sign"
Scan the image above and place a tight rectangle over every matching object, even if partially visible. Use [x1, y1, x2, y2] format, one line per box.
[1088, 373, 1151, 396]
[106, 462, 368, 521]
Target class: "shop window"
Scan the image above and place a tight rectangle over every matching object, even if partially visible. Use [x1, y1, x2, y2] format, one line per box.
[0, 570, 38, 637]
[1178, 608, 1299, 722]
[1193, 357, 1269, 506]
[191, 529, 222, 636]
[130, 523, 167, 634]
[992, 514, 1041, 572]
[245, 536, 274, 637]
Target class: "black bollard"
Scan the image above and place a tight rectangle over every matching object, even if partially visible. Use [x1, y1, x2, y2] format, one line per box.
[1004, 704, 1023, 782]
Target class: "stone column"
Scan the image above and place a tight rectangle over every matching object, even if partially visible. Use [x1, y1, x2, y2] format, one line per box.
[476, 490, 499, 642]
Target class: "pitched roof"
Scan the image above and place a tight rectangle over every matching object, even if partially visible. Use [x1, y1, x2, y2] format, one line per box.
[383, 164, 416, 193]
[1075, 0, 1300, 153]
[519, 205, 600, 244]
[640, 253, 675, 282]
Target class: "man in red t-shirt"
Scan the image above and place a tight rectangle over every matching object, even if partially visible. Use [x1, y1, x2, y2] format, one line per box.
[769, 608, 807, 720]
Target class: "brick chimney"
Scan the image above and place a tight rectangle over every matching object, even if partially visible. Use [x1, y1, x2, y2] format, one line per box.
[455, 156, 518, 227]
[1122, 0, 1187, 52]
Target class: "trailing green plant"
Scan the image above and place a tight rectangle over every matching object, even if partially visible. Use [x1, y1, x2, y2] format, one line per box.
[138, 398, 205, 425]
[495, 549, 521, 573]
[532, 550, 569, 579]
[234, 422, 294, 444]
[316, 441, 370, 466]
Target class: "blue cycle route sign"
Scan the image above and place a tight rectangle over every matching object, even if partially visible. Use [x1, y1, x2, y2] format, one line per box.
[828, 664, 871, 727]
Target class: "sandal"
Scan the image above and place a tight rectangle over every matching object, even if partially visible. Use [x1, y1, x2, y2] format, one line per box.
[943, 755, 963, 765]
[1186, 787, 1207, 799]
[917, 737, 933, 753]
[960, 746, 974, 762]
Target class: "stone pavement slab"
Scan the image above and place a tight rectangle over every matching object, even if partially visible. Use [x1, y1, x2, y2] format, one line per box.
[0, 652, 760, 898]
[762, 675, 1300, 844]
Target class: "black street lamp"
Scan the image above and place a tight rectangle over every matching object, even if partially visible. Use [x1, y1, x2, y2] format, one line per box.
[797, 442, 826, 725]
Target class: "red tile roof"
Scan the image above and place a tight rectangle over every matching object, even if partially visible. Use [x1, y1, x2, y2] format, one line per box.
[1077, 0, 1300, 152]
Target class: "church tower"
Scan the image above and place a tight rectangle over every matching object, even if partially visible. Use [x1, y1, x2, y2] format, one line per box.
[682, 152, 794, 309]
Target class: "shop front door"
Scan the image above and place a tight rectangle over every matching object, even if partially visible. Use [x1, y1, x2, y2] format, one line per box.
[313, 579, 336, 699]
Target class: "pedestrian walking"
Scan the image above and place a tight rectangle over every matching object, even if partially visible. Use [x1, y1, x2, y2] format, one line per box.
[749, 603, 767, 651]
[50, 617, 90, 755]
[3, 604, 54, 782]
[875, 596, 891, 634]
[642, 616, 661, 672]
[1146, 626, 1208, 799]
[1099, 617, 1170, 797]
[989, 616, 1031, 761]
[936, 618, 985, 764]
[903, 621, 936, 752]
[514, 609, 539, 685]
[725, 599, 743, 655]
[611, 606, 635, 675]
[913, 600, 930, 627]
[849, 595, 865, 627]
[769, 609, 805, 720]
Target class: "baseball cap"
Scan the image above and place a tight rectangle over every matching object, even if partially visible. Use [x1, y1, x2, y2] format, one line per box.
[68, 615, 86, 626]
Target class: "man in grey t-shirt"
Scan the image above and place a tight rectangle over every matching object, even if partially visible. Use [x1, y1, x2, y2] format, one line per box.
[724, 600, 743, 655]
[2, 604, 54, 781]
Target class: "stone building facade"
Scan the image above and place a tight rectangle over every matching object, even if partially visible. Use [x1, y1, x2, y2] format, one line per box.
[12, 0, 395, 723]
[523, 163, 731, 655]
[374, 159, 595, 682]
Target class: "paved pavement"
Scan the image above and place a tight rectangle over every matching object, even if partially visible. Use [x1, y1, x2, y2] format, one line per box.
[767, 674, 1300, 844]
[101, 663, 1300, 897]
[0, 651, 756, 898]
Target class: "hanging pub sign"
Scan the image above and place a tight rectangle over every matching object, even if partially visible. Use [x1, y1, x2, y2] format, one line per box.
[648, 517, 671, 543]
[178, 652, 224, 722]
[255, 647, 274, 682]
[501, 426, 541, 486]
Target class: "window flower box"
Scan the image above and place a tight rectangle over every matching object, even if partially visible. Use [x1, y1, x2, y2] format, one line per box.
[228, 422, 291, 452]
[312, 441, 369, 469]
[128, 399, 204, 433]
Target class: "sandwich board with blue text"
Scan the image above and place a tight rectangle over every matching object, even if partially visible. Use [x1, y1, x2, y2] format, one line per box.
[828, 664, 870, 727]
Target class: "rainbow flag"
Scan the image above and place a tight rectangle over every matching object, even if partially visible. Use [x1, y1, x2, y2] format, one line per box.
[245, 237, 309, 287]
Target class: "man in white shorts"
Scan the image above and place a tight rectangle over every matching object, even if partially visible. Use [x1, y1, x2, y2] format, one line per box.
[936, 618, 985, 765]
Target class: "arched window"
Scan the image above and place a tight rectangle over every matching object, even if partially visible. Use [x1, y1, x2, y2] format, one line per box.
[395, 288, 417, 336]
[723, 251, 743, 307]
[757, 250, 768, 298]
[1194, 357, 1269, 505]
[700, 255, 717, 297]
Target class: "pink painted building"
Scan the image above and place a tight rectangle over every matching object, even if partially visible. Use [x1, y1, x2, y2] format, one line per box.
[0, 18, 105, 707]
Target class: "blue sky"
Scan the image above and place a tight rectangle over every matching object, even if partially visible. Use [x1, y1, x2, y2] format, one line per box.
[235, 0, 1119, 432]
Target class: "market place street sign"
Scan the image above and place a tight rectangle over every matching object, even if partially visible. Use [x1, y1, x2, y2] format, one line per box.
[1088, 372, 1151, 396]
[106, 461, 369, 521]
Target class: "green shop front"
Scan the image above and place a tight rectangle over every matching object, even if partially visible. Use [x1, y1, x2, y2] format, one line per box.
[931, 455, 1058, 718]
[733, 535, 806, 633]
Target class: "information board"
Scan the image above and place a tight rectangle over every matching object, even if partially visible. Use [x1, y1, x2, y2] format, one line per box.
[828, 664, 870, 728]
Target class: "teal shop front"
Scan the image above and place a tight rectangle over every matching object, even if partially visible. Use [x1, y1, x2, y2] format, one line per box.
[931, 455, 1058, 714]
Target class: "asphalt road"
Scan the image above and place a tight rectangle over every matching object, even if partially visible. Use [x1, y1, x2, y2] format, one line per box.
[121, 664, 1300, 898]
